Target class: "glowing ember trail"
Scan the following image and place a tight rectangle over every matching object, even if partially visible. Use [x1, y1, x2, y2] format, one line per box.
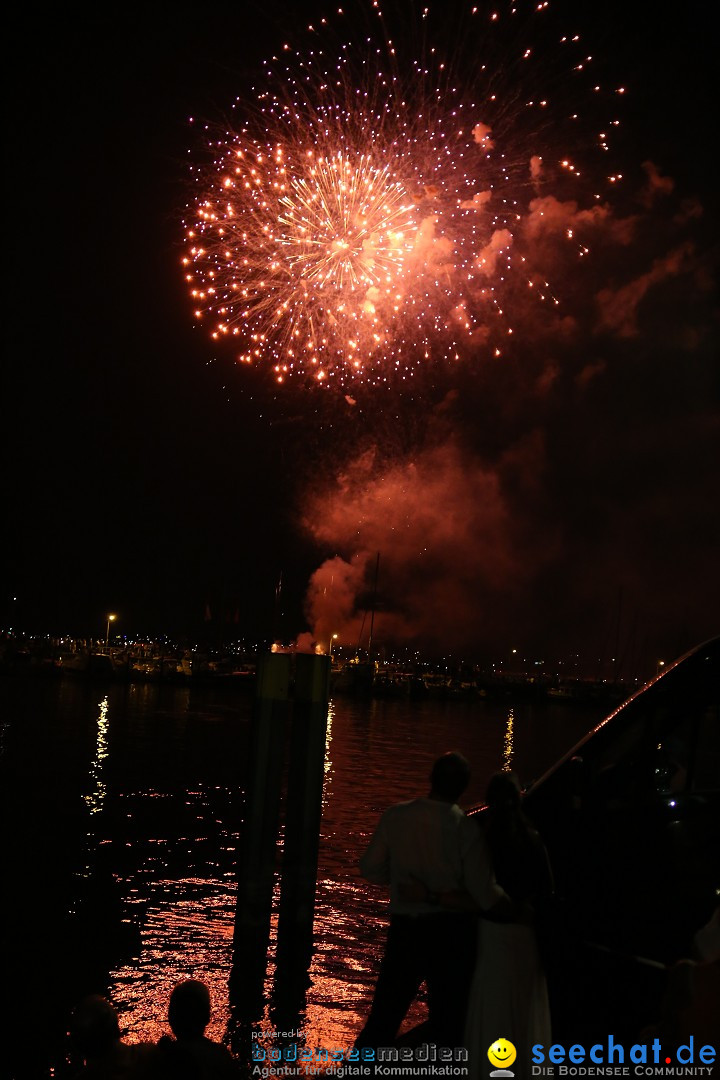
[183, 2, 623, 387]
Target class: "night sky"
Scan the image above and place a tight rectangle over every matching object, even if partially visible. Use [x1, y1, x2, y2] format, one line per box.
[5, 1, 718, 673]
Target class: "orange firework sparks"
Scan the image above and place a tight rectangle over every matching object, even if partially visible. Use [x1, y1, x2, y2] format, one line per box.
[183, 2, 624, 387]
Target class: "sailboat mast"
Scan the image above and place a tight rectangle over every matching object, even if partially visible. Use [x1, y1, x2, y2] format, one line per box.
[367, 552, 380, 657]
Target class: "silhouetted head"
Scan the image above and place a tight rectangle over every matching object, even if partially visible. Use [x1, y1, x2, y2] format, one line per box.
[486, 770, 522, 813]
[430, 752, 471, 802]
[70, 995, 121, 1060]
[168, 980, 212, 1040]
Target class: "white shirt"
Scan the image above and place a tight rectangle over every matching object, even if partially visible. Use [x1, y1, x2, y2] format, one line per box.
[359, 797, 505, 916]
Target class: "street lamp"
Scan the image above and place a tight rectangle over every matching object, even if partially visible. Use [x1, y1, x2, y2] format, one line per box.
[656, 659, 665, 677]
[106, 613, 116, 646]
[329, 633, 338, 657]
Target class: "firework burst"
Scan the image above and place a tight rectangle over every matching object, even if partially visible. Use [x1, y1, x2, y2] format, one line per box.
[183, 1, 623, 388]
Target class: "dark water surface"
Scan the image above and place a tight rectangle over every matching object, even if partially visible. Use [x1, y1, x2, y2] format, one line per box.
[0, 675, 605, 1077]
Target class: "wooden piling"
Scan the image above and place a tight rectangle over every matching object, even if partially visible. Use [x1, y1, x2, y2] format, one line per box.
[230, 651, 292, 1011]
[230, 650, 331, 1017]
[274, 654, 331, 1010]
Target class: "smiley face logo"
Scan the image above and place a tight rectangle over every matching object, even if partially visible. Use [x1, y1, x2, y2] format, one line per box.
[488, 1039, 517, 1070]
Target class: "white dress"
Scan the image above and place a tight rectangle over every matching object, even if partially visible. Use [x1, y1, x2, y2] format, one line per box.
[465, 917, 551, 1080]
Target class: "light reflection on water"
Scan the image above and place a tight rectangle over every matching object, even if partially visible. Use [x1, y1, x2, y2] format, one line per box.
[83, 695, 109, 815]
[111, 881, 236, 1045]
[503, 707, 515, 771]
[0, 677, 604, 1074]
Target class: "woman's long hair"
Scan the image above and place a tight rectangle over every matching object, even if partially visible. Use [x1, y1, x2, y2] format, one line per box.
[484, 771, 542, 902]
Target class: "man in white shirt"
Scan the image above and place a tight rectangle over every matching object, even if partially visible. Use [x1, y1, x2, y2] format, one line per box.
[355, 752, 508, 1053]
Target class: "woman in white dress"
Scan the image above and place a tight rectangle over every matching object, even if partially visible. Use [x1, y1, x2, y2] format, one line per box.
[464, 772, 553, 1080]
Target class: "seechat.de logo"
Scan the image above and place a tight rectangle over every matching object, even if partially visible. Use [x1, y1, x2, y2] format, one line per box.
[489, 1038, 517, 1077]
